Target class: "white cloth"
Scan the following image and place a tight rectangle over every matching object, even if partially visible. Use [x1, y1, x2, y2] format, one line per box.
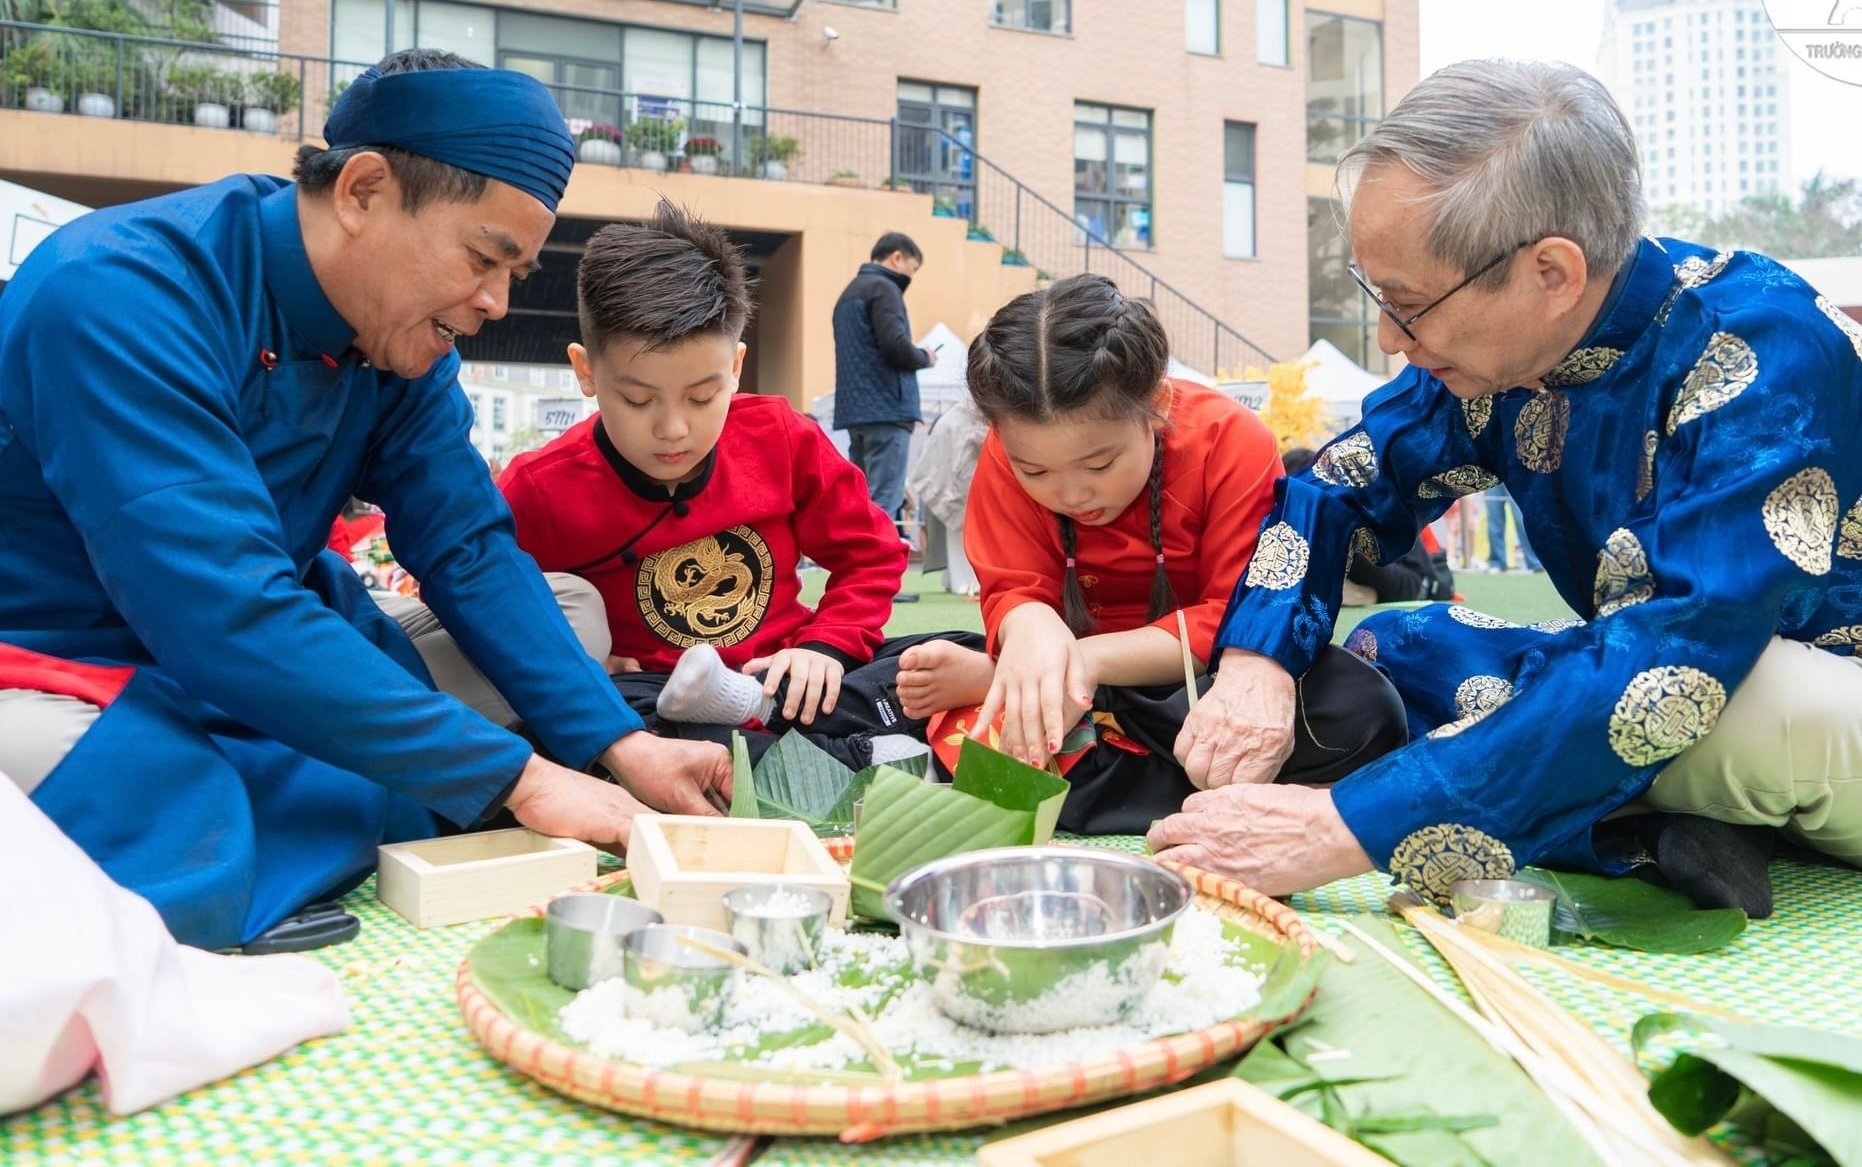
[0, 774, 351, 1116]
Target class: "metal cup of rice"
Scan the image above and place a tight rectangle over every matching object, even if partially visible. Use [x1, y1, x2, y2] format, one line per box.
[885, 847, 1194, 1034]
[621, 923, 746, 1033]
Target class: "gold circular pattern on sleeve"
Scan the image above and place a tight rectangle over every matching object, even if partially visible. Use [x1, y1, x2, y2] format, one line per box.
[1667, 332, 1757, 435]
[1344, 626, 1377, 661]
[1838, 496, 1862, 561]
[1454, 674, 1514, 719]
[1593, 527, 1655, 617]
[1446, 605, 1520, 630]
[1245, 522, 1311, 590]
[1813, 626, 1862, 649]
[1541, 347, 1624, 388]
[1514, 390, 1571, 473]
[1350, 526, 1382, 568]
[1389, 824, 1517, 907]
[1674, 251, 1731, 290]
[1462, 395, 1494, 438]
[1607, 665, 1728, 766]
[1311, 431, 1381, 488]
[1419, 466, 1501, 499]
[1817, 295, 1862, 364]
[1637, 430, 1659, 502]
[1762, 467, 1838, 576]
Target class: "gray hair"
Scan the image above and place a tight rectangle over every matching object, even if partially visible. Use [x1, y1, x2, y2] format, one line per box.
[1339, 59, 1644, 288]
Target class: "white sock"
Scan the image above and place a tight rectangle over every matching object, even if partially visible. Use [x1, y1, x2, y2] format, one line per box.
[868, 734, 931, 766]
[656, 644, 774, 726]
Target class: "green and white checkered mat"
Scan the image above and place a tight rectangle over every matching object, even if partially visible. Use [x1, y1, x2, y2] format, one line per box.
[7, 843, 1859, 1166]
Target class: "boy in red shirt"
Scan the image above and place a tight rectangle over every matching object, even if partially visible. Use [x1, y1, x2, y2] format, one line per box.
[499, 202, 977, 769]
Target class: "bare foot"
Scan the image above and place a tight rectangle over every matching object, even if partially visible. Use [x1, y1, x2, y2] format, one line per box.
[897, 640, 996, 719]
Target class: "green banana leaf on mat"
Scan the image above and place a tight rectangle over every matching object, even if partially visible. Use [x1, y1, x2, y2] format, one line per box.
[728, 730, 927, 835]
[1515, 868, 1747, 954]
[1635, 1011, 1862, 1166]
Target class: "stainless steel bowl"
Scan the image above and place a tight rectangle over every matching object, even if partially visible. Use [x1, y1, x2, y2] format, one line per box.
[545, 893, 663, 992]
[723, 883, 832, 975]
[621, 923, 746, 1033]
[885, 846, 1194, 1034]
[1449, 878, 1558, 949]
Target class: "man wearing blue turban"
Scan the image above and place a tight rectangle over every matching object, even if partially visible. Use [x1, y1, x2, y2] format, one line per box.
[0, 49, 733, 951]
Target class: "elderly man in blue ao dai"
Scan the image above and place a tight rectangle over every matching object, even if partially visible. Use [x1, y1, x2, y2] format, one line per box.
[1151, 59, 1862, 917]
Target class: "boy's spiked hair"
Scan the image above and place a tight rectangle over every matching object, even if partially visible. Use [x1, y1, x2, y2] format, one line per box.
[577, 200, 753, 352]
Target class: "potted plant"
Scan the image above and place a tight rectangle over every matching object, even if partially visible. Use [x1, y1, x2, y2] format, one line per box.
[576, 122, 623, 166]
[749, 132, 799, 180]
[684, 135, 722, 175]
[880, 175, 915, 192]
[242, 69, 299, 134]
[5, 40, 64, 113]
[69, 44, 121, 117]
[625, 116, 682, 172]
[169, 64, 239, 128]
[931, 193, 960, 217]
[826, 169, 862, 189]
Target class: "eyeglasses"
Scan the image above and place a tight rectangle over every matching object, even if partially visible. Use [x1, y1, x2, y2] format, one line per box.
[1348, 241, 1534, 344]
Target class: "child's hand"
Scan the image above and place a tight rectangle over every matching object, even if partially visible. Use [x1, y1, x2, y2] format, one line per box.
[978, 605, 1095, 768]
[743, 648, 845, 725]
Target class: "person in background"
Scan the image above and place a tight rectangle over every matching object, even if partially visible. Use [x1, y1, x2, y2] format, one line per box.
[1284, 447, 1455, 604]
[1483, 484, 1542, 572]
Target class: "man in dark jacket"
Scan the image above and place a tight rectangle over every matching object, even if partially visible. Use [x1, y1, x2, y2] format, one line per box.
[832, 233, 936, 525]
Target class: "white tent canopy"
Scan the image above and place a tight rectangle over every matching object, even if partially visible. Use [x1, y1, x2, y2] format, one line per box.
[0, 180, 89, 283]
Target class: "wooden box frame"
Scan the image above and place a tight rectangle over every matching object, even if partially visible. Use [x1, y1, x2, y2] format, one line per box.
[975, 1079, 1389, 1167]
[377, 828, 595, 928]
[625, 814, 850, 933]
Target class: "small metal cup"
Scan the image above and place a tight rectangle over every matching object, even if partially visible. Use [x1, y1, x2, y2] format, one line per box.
[545, 894, 663, 992]
[622, 924, 746, 1032]
[1449, 879, 1558, 949]
[723, 884, 832, 974]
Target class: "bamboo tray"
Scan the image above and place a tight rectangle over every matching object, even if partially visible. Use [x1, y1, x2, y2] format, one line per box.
[455, 837, 1319, 1142]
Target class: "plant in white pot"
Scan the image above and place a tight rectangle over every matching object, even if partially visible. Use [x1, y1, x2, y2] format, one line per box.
[242, 69, 300, 134]
[7, 42, 65, 113]
[684, 135, 723, 175]
[751, 132, 799, 181]
[170, 65, 238, 128]
[625, 116, 682, 173]
[576, 123, 623, 166]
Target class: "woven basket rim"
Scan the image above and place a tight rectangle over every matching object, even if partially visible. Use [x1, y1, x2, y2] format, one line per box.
[456, 836, 1319, 1141]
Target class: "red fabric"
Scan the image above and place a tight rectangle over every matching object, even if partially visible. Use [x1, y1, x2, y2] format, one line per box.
[499, 395, 904, 673]
[0, 643, 134, 709]
[964, 381, 1281, 663]
[1419, 525, 1443, 555]
[326, 517, 354, 562]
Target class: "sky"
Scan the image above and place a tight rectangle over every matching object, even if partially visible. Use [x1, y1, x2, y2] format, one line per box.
[1417, 0, 1862, 189]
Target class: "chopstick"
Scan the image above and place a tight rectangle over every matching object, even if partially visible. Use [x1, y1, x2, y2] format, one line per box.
[1176, 609, 1199, 710]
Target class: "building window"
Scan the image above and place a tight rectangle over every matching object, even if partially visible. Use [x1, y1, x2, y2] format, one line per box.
[896, 81, 977, 218]
[1308, 197, 1377, 369]
[1306, 11, 1383, 165]
[492, 397, 508, 432]
[1075, 103, 1153, 249]
[992, 0, 1069, 34]
[1223, 122, 1256, 259]
[1186, 0, 1219, 54]
[1257, 0, 1288, 65]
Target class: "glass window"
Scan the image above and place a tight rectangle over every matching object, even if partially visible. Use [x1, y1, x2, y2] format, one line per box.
[1306, 12, 1382, 165]
[896, 80, 978, 218]
[1309, 196, 1376, 367]
[492, 397, 508, 431]
[1223, 122, 1255, 259]
[1257, 0, 1288, 65]
[1186, 0, 1219, 54]
[992, 0, 1070, 34]
[414, 1, 493, 61]
[501, 10, 620, 60]
[332, 0, 414, 65]
[1074, 103, 1152, 249]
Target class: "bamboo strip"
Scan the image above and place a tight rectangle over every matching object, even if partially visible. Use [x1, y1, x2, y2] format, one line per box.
[1176, 610, 1200, 711]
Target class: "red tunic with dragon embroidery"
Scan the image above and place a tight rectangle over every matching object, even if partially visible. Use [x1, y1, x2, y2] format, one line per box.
[499, 394, 905, 674]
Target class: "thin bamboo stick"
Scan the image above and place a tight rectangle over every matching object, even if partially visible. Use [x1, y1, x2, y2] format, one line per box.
[1176, 609, 1200, 710]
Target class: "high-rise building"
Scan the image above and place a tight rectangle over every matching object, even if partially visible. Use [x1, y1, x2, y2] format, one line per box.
[1600, 0, 1791, 215]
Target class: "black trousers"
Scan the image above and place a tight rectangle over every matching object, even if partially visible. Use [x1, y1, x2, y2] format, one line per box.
[1056, 644, 1410, 835]
[610, 631, 986, 771]
[1348, 539, 1456, 603]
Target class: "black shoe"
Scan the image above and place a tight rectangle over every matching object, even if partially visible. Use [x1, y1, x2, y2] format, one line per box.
[893, 592, 920, 603]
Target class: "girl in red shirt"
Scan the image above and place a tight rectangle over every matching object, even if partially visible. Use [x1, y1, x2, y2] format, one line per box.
[897, 275, 1405, 834]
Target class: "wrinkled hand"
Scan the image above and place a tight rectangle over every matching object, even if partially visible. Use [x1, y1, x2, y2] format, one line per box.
[1145, 784, 1372, 896]
[743, 648, 845, 726]
[601, 731, 733, 816]
[976, 604, 1094, 768]
[505, 754, 652, 850]
[1173, 649, 1296, 790]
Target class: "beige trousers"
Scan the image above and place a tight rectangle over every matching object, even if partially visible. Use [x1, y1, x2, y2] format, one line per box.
[0, 573, 609, 796]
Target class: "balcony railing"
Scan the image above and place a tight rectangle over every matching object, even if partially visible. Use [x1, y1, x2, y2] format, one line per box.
[2, 19, 1273, 371]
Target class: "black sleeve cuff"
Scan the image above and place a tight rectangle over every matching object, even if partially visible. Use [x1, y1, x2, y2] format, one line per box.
[797, 641, 865, 672]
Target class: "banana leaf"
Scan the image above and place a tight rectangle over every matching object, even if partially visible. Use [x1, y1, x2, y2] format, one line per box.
[1232, 916, 1603, 1167]
[727, 730, 930, 834]
[727, 731, 757, 818]
[846, 737, 1068, 920]
[1634, 1011, 1862, 1165]
[1515, 867, 1747, 954]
